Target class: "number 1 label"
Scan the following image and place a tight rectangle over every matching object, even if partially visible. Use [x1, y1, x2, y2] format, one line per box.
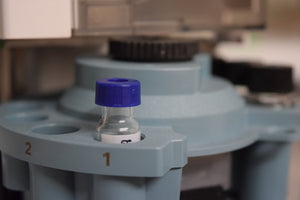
[103, 152, 110, 166]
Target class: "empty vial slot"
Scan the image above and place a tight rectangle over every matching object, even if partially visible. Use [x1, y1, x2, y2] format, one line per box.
[32, 124, 80, 135]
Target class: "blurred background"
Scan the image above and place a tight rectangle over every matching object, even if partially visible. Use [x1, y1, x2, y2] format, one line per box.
[1, 0, 299, 99]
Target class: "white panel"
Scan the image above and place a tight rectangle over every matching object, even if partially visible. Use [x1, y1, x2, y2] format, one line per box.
[0, 0, 72, 39]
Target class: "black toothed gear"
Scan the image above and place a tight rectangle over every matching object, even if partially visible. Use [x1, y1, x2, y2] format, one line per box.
[109, 37, 198, 62]
[247, 64, 293, 93]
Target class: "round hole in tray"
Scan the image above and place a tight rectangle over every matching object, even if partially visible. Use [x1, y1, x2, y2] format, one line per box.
[3, 102, 43, 112]
[32, 124, 80, 135]
[4, 114, 48, 123]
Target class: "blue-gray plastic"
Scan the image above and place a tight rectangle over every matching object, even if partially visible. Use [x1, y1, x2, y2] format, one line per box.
[0, 107, 186, 177]
[232, 142, 291, 200]
[1, 54, 300, 200]
[29, 164, 74, 200]
[74, 173, 92, 200]
[1, 153, 29, 191]
[60, 55, 255, 157]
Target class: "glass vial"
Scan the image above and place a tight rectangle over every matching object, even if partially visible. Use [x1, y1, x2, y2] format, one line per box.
[95, 78, 141, 144]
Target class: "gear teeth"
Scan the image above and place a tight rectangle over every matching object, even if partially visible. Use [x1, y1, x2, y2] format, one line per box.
[109, 37, 198, 62]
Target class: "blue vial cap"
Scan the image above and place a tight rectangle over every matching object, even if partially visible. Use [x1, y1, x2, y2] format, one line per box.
[95, 78, 141, 107]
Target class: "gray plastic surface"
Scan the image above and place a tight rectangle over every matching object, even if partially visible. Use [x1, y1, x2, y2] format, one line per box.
[29, 164, 74, 200]
[60, 54, 256, 157]
[93, 175, 145, 200]
[0, 102, 186, 177]
[232, 142, 291, 200]
[1, 54, 300, 200]
[1, 153, 29, 191]
[248, 105, 300, 142]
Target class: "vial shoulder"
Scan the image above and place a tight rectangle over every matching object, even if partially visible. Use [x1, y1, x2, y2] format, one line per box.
[97, 116, 139, 135]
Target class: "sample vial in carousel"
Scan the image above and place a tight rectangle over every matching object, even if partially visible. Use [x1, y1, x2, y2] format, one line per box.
[95, 78, 141, 144]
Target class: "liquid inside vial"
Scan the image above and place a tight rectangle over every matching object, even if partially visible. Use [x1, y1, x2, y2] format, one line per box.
[95, 78, 142, 144]
[96, 107, 141, 144]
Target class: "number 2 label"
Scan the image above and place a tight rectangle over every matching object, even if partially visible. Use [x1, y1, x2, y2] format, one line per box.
[25, 142, 31, 155]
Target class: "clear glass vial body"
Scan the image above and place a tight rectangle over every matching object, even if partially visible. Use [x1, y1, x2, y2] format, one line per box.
[95, 107, 141, 144]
